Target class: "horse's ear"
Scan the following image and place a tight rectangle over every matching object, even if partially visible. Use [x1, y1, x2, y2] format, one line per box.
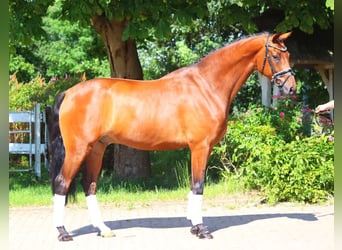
[272, 32, 292, 43]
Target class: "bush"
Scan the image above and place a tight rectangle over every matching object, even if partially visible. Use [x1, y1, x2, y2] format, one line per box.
[9, 73, 82, 111]
[242, 134, 333, 204]
[211, 101, 334, 204]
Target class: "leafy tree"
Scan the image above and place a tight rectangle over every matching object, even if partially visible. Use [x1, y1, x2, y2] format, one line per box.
[10, 1, 109, 82]
[10, 0, 333, 179]
[9, 0, 53, 50]
[37, 3, 109, 79]
[9, 0, 53, 81]
[138, 18, 232, 80]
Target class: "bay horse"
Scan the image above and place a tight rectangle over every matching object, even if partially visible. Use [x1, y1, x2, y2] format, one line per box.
[49, 32, 296, 241]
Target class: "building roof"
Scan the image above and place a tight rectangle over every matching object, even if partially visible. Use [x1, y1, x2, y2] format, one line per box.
[286, 27, 333, 69]
[253, 9, 334, 69]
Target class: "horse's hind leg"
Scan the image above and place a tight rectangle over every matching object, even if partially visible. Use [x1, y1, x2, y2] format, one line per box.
[53, 150, 86, 241]
[187, 143, 214, 239]
[82, 141, 115, 237]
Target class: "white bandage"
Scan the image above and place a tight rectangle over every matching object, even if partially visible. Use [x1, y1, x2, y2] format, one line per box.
[186, 192, 203, 225]
[86, 195, 111, 233]
[53, 194, 65, 227]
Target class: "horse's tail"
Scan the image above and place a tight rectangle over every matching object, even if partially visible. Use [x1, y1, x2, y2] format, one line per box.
[47, 92, 76, 204]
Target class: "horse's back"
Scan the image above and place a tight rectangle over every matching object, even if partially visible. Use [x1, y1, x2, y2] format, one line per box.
[58, 78, 182, 148]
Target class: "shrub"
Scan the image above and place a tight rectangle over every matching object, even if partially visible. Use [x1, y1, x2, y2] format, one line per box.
[211, 102, 334, 204]
[9, 73, 82, 111]
[269, 95, 304, 142]
[242, 135, 333, 204]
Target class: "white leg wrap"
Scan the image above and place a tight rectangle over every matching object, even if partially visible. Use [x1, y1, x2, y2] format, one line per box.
[86, 195, 111, 233]
[186, 192, 203, 225]
[53, 194, 65, 227]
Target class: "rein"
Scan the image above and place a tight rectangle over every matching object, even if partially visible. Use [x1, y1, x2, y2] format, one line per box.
[261, 34, 294, 89]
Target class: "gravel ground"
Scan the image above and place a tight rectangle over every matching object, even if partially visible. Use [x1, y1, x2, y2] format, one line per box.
[9, 199, 334, 250]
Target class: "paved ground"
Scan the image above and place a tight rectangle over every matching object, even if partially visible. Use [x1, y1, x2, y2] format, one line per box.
[9, 200, 334, 250]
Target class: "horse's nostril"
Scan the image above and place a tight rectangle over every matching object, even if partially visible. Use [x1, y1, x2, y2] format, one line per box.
[289, 87, 294, 95]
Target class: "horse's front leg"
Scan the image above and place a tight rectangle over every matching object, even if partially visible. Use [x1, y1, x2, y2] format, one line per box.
[187, 144, 213, 239]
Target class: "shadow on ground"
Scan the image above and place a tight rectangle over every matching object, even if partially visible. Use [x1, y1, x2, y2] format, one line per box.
[70, 212, 319, 238]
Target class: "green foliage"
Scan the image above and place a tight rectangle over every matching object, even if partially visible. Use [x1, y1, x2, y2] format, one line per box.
[174, 161, 191, 189]
[232, 73, 261, 111]
[326, 0, 334, 10]
[269, 95, 306, 142]
[138, 18, 231, 80]
[9, 54, 36, 82]
[294, 69, 331, 109]
[211, 103, 334, 204]
[10, 1, 109, 82]
[38, 3, 110, 78]
[10, 0, 333, 82]
[259, 136, 333, 204]
[58, 0, 333, 39]
[9, 74, 81, 111]
[9, 0, 54, 50]
[149, 149, 190, 188]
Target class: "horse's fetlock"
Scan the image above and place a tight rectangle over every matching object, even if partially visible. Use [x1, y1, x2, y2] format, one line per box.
[192, 182, 204, 195]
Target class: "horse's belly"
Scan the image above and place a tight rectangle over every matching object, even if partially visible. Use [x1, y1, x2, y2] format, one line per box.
[102, 131, 187, 151]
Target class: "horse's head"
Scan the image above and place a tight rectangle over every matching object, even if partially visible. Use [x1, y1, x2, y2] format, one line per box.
[258, 32, 296, 96]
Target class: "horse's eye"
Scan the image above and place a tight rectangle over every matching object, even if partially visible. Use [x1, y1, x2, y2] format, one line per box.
[272, 54, 280, 60]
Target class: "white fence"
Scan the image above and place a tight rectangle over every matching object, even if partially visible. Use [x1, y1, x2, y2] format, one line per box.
[9, 104, 49, 178]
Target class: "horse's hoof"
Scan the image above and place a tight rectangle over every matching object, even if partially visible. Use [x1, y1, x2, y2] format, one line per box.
[190, 224, 213, 239]
[100, 230, 116, 238]
[57, 233, 73, 241]
[198, 231, 214, 239]
[57, 226, 73, 241]
[190, 225, 200, 235]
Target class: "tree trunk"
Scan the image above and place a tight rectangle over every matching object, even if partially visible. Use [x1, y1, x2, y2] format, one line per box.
[91, 16, 151, 179]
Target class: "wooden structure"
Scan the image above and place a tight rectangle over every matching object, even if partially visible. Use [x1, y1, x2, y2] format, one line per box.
[9, 103, 48, 178]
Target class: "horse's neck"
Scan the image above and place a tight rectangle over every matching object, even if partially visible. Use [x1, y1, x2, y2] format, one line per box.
[197, 36, 264, 109]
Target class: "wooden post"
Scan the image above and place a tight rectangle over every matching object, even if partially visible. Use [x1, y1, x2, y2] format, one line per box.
[259, 72, 272, 107]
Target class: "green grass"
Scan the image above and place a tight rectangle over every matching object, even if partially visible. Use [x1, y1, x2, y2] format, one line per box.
[9, 169, 249, 207]
[9, 150, 252, 208]
[10, 184, 52, 207]
[9, 181, 248, 207]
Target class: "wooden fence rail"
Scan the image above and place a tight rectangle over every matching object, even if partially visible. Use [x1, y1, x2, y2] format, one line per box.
[9, 104, 49, 178]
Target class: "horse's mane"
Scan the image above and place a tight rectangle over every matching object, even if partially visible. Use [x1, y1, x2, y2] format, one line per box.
[224, 31, 270, 47]
[196, 32, 270, 65]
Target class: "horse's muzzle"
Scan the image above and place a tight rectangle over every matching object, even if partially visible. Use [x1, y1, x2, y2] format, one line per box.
[273, 70, 296, 96]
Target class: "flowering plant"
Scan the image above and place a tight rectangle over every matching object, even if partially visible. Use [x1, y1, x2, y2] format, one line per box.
[211, 97, 334, 204]
[268, 95, 305, 142]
